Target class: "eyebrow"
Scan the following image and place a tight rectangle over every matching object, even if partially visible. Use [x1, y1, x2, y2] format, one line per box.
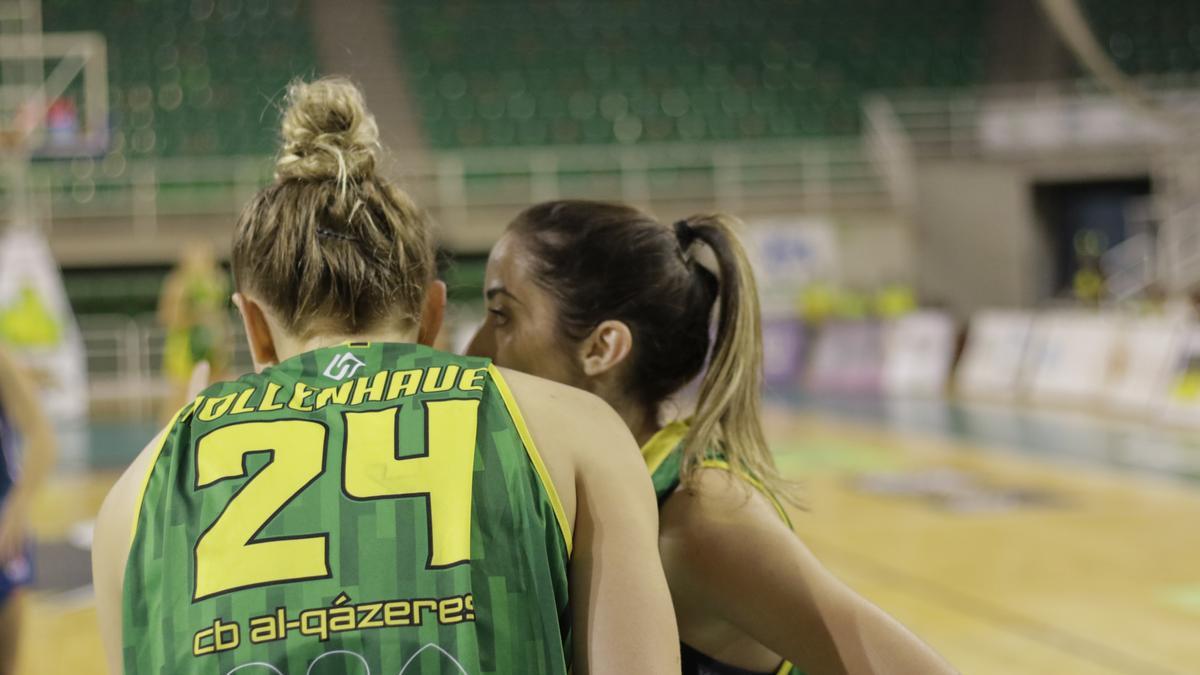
[485, 286, 524, 305]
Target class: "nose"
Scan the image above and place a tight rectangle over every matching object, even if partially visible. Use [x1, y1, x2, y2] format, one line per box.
[465, 322, 494, 359]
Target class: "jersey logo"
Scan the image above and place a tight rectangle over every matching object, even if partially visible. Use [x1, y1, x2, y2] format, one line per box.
[323, 352, 366, 381]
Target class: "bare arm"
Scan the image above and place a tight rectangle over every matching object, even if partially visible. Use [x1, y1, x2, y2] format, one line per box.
[93, 435, 166, 675]
[661, 470, 956, 675]
[569, 407, 680, 675]
[500, 369, 680, 675]
[0, 347, 57, 562]
[95, 368, 208, 674]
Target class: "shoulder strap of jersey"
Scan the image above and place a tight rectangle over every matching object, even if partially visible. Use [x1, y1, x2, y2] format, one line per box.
[486, 364, 573, 557]
[697, 457, 792, 528]
[642, 421, 793, 528]
[127, 399, 195, 545]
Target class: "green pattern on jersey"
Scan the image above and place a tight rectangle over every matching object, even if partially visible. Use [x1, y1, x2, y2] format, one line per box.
[124, 343, 570, 675]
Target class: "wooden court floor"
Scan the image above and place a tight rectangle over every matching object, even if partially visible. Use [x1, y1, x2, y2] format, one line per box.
[16, 404, 1200, 674]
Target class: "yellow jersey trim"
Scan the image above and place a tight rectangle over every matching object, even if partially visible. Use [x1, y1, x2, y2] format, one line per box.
[487, 365, 574, 557]
[128, 403, 190, 546]
[699, 458, 792, 526]
[641, 419, 689, 475]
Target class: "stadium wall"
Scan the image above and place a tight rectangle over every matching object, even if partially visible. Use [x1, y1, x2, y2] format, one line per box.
[913, 162, 1046, 314]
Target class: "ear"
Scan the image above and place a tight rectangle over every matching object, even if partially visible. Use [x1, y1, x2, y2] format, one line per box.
[578, 320, 633, 377]
[233, 292, 278, 372]
[417, 280, 448, 347]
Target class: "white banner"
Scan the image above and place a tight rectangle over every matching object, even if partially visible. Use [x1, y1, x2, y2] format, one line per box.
[883, 311, 957, 397]
[1025, 311, 1120, 407]
[743, 217, 839, 314]
[1161, 325, 1200, 428]
[1104, 316, 1188, 416]
[0, 227, 88, 422]
[955, 310, 1034, 401]
[806, 320, 883, 394]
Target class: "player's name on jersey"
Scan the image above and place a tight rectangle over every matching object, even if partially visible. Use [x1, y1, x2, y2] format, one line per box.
[192, 591, 477, 657]
[189, 365, 488, 423]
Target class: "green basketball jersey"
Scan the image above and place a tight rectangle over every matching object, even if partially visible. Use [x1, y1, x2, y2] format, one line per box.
[123, 342, 572, 675]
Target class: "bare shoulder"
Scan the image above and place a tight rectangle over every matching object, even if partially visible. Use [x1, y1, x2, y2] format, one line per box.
[492, 366, 631, 463]
[95, 431, 168, 571]
[660, 467, 795, 564]
[93, 428, 175, 673]
[667, 467, 787, 526]
[494, 367, 618, 422]
[491, 367, 652, 534]
[95, 414, 185, 590]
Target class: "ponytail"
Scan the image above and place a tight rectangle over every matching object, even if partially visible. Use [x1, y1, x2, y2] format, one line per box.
[509, 201, 795, 503]
[677, 215, 795, 502]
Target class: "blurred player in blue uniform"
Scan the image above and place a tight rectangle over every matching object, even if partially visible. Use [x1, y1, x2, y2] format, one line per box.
[0, 346, 55, 673]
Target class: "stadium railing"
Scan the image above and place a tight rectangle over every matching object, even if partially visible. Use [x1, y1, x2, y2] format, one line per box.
[8, 136, 888, 245]
[79, 312, 252, 419]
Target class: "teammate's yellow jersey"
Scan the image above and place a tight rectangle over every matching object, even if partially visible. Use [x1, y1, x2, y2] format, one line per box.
[123, 342, 572, 674]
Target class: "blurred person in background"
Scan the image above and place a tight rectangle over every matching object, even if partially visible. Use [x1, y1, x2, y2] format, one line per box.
[0, 345, 56, 673]
[469, 199, 957, 675]
[93, 78, 679, 675]
[157, 240, 230, 420]
[1071, 230, 1108, 307]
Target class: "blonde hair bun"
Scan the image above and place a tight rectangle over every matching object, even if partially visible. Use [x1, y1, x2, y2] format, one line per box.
[276, 76, 380, 184]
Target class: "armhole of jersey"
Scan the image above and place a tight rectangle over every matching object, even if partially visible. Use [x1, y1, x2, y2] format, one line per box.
[127, 403, 189, 547]
[698, 458, 793, 528]
[487, 365, 574, 558]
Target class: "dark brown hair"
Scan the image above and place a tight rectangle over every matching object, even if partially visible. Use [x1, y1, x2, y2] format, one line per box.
[232, 77, 435, 338]
[510, 199, 789, 498]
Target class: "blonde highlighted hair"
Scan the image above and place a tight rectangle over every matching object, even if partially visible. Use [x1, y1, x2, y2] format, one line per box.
[674, 214, 791, 500]
[232, 77, 435, 338]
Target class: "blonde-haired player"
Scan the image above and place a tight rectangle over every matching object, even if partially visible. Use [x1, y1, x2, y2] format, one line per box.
[93, 79, 679, 675]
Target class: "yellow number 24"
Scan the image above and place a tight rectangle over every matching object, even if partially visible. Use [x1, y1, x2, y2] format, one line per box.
[193, 399, 480, 601]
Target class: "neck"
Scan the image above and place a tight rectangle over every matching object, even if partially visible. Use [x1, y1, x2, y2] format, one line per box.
[608, 396, 661, 449]
[280, 328, 421, 362]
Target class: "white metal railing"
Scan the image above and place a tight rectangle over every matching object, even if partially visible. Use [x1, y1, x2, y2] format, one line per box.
[77, 310, 494, 420]
[870, 77, 1200, 294]
[863, 95, 917, 212]
[876, 75, 1200, 161]
[1, 136, 890, 239]
[79, 312, 253, 419]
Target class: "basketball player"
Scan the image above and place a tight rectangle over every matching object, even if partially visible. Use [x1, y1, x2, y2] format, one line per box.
[0, 345, 56, 673]
[468, 200, 957, 675]
[158, 240, 230, 421]
[92, 80, 679, 675]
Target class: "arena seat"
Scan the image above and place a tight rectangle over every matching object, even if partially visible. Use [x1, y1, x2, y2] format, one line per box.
[1080, 0, 1200, 76]
[390, 0, 988, 148]
[42, 0, 317, 157]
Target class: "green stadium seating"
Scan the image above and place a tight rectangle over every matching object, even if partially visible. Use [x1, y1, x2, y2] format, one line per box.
[389, 0, 988, 148]
[1080, 0, 1200, 76]
[34, 1, 1200, 157]
[42, 0, 317, 157]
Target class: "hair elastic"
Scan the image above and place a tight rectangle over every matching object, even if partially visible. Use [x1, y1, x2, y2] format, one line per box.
[673, 219, 698, 249]
[316, 227, 357, 242]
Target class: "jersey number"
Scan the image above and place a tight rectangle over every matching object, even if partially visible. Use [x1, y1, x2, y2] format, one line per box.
[192, 400, 479, 601]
